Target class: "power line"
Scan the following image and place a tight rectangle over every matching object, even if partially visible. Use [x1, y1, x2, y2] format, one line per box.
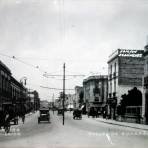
[0, 52, 62, 75]
[40, 85, 74, 91]
[12, 56, 39, 69]
[0, 52, 40, 69]
[43, 73, 85, 77]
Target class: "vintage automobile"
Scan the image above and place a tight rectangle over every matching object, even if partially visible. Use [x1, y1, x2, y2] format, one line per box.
[57, 109, 63, 115]
[10, 116, 19, 125]
[38, 108, 50, 123]
[73, 109, 82, 120]
[87, 107, 101, 118]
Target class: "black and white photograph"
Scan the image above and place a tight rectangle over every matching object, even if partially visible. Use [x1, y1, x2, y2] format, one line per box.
[0, 0, 148, 148]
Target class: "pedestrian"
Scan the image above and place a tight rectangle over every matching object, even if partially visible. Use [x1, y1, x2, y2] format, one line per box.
[103, 110, 106, 119]
[0, 109, 5, 128]
[21, 114, 25, 124]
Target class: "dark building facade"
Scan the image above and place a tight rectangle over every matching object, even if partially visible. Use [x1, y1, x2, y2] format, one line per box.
[108, 49, 144, 119]
[0, 61, 11, 109]
[143, 44, 148, 124]
[83, 75, 108, 113]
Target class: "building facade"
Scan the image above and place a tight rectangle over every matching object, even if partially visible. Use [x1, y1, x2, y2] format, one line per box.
[108, 49, 144, 119]
[143, 44, 148, 124]
[83, 75, 108, 113]
[28, 90, 40, 111]
[0, 61, 12, 109]
[75, 86, 83, 108]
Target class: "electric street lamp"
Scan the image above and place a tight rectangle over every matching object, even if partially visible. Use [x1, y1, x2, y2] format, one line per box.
[20, 76, 27, 86]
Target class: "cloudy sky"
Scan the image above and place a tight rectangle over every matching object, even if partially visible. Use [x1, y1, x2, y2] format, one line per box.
[0, 0, 148, 100]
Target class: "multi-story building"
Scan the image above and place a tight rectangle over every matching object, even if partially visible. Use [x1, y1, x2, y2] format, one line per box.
[0, 61, 12, 109]
[83, 75, 108, 112]
[143, 44, 148, 124]
[27, 90, 40, 111]
[108, 49, 144, 119]
[11, 76, 28, 113]
[75, 86, 83, 108]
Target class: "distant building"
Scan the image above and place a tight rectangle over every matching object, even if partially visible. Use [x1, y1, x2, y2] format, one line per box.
[54, 98, 60, 109]
[66, 94, 75, 109]
[83, 75, 108, 112]
[75, 86, 83, 108]
[28, 90, 40, 111]
[57, 92, 69, 109]
[108, 49, 144, 119]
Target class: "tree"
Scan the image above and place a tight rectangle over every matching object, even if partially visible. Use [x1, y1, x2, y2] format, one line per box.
[119, 87, 142, 115]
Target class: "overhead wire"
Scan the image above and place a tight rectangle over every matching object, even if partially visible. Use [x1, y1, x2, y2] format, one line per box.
[0, 52, 62, 75]
[40, 85, 74, 91]
[0, 52, 85, 82]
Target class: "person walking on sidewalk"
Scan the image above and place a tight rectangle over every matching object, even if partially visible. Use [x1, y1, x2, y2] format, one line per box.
[21, 114, 25, 124]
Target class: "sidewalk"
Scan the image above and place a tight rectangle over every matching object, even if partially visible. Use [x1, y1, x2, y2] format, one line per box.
[95, 117, 148, 131]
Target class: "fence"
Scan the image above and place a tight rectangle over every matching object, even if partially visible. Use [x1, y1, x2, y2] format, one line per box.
[125, 106, 142, 116]
[117, 106, 143, 123]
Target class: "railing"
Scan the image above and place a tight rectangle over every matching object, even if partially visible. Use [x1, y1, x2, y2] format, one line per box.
[125, 106, 142, 116]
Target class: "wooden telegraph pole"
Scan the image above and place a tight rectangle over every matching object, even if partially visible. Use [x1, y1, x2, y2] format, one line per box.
[63, 63, 65, 125]
[41, 63, 85, 126]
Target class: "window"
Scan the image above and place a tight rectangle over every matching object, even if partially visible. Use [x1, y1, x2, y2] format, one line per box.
[115, 62, 116, 73]
[114, 79, 116, 92]
[110, 65, 112, 75]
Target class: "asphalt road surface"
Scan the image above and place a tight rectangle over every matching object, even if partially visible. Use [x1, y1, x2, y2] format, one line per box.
[0, 111, 148, 148]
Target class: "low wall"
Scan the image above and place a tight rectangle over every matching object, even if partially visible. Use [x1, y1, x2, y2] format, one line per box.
[116, 115, 144, 124]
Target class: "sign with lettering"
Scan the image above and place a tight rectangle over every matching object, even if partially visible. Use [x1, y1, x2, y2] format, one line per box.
[118, 49, 143, 58]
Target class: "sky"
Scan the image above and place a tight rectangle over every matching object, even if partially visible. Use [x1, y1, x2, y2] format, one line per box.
[0, 0, 148, 101]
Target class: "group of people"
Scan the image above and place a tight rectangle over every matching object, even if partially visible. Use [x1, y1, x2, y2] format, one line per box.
[0, 107, 26, 129]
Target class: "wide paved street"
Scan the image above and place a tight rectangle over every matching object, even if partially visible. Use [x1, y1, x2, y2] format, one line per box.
[0, 111, 148, 148]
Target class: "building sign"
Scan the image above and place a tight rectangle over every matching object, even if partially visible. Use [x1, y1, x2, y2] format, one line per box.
[119, 49, 143, 58]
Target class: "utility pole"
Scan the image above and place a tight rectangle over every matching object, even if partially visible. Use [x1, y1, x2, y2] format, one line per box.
[52, 93, 54, 115]
[41, 63, 85, 125]
[63, 63, 65, 125]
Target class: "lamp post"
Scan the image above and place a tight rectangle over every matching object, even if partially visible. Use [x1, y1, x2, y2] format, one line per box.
[63, 63, 65, 125]
[20, 76, 27, 86]
[52, 93, 54, 114]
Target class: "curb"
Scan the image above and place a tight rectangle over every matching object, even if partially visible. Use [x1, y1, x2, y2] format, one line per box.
[96, 119, 148, 131]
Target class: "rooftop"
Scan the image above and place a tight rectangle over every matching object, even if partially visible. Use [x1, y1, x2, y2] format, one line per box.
[83, 75, 108, 83]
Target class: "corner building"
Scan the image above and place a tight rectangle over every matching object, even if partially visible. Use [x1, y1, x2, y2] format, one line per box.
[107, 49, 144, 119]
[143, 45, 148, 124]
